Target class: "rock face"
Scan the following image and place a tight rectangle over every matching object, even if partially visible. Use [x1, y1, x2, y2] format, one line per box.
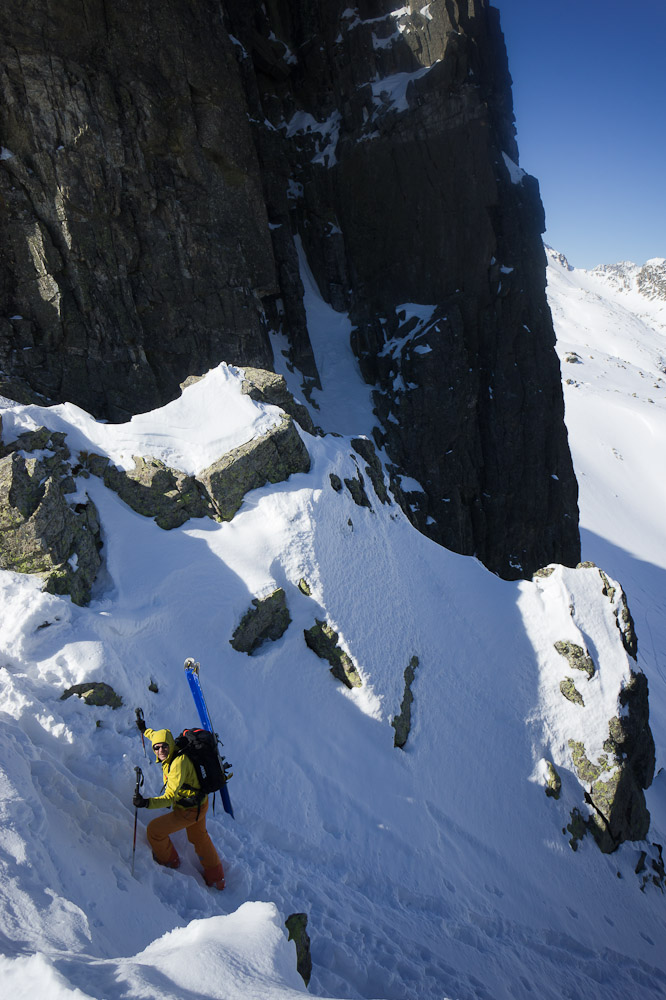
[0, 0, 580, 579]
[0, 0, 276, 420]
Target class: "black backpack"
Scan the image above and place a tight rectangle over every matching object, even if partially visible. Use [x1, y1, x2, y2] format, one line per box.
[173, 728, 232, 800]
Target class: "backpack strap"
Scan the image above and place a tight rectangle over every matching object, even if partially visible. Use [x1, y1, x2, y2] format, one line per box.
[173, 749, 206, 814]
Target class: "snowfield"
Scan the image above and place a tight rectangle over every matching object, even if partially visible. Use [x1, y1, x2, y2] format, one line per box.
[0, 248, 665, 1000]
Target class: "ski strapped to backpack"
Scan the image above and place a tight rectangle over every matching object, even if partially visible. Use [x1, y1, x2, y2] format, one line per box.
[173, 728, 233, 806]
[184, 658, 235, 818]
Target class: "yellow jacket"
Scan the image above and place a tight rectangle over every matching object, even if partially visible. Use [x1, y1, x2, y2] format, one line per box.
[145, 728, 205, 811]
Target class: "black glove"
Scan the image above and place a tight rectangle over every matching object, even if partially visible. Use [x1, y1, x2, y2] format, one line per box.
[133, 793, 149, 808]
[135, 711, 146, 734]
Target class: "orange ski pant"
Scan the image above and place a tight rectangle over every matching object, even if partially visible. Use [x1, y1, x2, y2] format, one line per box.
[146, 801, 220, 869]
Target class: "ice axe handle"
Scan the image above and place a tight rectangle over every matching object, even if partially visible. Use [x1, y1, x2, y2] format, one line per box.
[131, 766, 144, 876]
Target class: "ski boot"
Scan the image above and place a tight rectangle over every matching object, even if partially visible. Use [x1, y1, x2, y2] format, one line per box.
[153, 848, 180, 870]
[203, 863, 225, 890]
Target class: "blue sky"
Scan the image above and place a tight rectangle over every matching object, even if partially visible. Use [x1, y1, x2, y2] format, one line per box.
[494, 0, 666, 269]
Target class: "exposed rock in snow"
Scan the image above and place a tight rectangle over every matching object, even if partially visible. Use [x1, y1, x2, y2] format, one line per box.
[303, 619, 362, 689]
[200, 415, 311, 522]
[521, 564, 655, 853]
[240, 368, 317, 436]
[230, 589, 291, 655]
[102, 456, 215, 530]
[61, 681, 122, 710]
[0, 424, 102, 605]
[284, 912, 312, 987]
[391, 654, 419, 749]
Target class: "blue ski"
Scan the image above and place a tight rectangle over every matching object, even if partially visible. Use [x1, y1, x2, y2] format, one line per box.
[184, 658, 235, 818]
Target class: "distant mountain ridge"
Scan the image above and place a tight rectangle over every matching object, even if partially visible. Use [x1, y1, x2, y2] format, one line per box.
[592, 258, 666, 303]
[547, 246, 666, 305]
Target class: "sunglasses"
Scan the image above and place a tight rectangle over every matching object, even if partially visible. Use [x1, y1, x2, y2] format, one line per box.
[153, 743, 169, 752]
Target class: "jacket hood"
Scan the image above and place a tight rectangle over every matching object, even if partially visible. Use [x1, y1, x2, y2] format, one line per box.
[149, 728, 176, 761]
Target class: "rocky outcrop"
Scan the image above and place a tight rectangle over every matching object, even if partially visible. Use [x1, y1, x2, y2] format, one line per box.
[61, 682, 122, 709]
[0, 422, 102, 605]
[526, 564, 655, 853]
[200, 415, 310, 521]
[567, 672, 655, 853]
[241, 368, 317, 435]
[543, 760, 561, 800]
[344, 471, 372, 510]
[0, 0, 580, 579]
[102, 456, 215, 529]
[230, 588, 291, 654]
[392, 655, 420, 749]
[554, 640, 595, 679]
[559, 677, 585, 708]
[351, 438, 390, 506]
[284, 913, 312, 988]
[81, 388, 310, 530]
[0, 389, 310, 602]
[304, 619, 361, 689]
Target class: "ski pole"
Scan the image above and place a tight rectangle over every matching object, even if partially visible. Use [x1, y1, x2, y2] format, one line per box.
[131, 765, 144, 876]
[135, 707, 147, 757]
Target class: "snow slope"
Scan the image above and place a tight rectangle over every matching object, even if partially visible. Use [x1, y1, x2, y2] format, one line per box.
[546, 246, 666, 765]
[0, 252, 665, 1000]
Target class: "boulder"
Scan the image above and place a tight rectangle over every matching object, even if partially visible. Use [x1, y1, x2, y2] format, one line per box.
[230, 589, 291, 654]
[559, 678, 584, 707]
[61, 682, 122, 709]
[200, 415, 310, 521]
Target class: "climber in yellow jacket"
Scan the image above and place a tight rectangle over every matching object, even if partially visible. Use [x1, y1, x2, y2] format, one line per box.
[133, 722, 225, 890]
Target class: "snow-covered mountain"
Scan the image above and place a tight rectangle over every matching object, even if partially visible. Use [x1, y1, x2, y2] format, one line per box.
[546, 246, 666, 770]
[1, 250, 666, 1000]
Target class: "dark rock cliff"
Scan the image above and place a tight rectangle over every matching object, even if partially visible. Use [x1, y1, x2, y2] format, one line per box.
[0, 0, 277, 418]
[0, 0, 580, 578]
